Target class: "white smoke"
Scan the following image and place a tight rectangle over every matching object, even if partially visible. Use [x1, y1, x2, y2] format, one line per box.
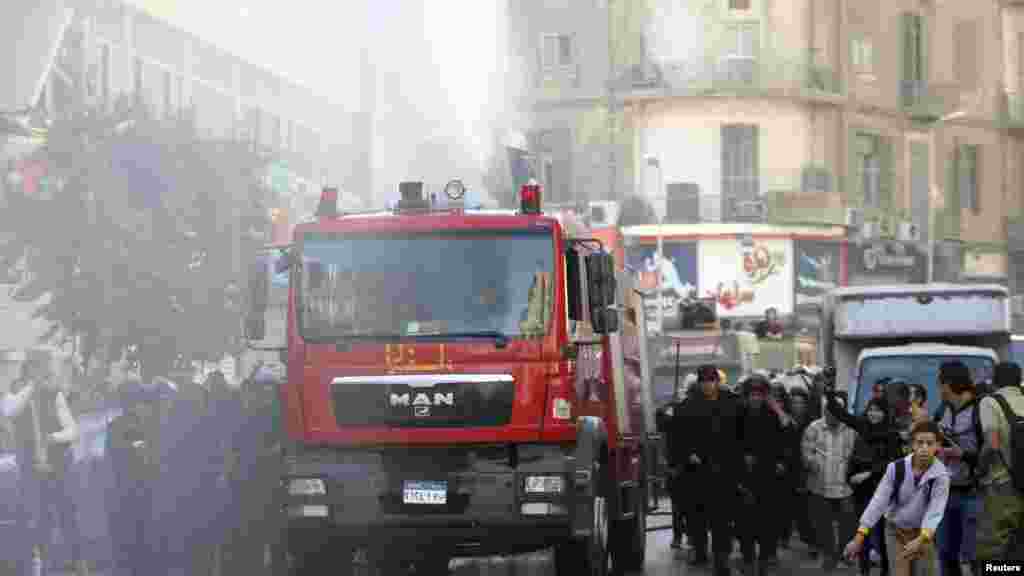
[644, 0, 711, 71]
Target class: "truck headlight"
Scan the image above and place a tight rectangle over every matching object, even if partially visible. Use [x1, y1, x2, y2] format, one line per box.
[288, 478, 326, 496]
[524, 475, 564, 494]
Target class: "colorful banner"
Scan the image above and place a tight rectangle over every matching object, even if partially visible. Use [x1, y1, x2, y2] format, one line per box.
[699, 238, 793, 317]
[795, 241, 842, 309]
[624, 242, 698, 332]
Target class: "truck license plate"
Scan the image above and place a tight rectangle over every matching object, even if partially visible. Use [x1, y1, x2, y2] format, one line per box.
[402, 480, 447, 505]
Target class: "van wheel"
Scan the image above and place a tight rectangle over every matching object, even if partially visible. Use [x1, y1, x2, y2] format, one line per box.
[554, 460, 610, 576]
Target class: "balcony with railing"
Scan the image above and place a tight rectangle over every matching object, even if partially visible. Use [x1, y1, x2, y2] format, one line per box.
[763, 167, 845, 226]
[655, 51, 842, 102]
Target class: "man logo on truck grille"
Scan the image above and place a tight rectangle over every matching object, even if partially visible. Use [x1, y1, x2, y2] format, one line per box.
[389, 392, 455, 417]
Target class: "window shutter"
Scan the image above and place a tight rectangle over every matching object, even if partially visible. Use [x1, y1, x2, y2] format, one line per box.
[846, 129, 862, 206]
[943, 138, 961, 239]
[900, 13, 914, 105]
[973, 146, 981, 214]
[919, 14, 929, 88]
[878, 136, 894, 214]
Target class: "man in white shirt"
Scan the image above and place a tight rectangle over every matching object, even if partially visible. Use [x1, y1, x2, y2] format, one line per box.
[803, 391, 859, 571]
[1, 349, 83, 576]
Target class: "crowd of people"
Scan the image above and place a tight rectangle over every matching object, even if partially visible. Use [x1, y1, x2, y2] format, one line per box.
[0, 348, 285, 576]
[658, 361, 1024, 576]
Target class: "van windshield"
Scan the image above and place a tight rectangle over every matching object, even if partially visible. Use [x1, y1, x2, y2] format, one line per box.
[855, 354, 995, 416]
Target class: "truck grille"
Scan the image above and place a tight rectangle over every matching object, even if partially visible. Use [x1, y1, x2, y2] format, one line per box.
[331, 374, 515, 428]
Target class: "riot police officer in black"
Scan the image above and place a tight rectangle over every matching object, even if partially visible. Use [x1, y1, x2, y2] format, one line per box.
[671, 364, 745, 576]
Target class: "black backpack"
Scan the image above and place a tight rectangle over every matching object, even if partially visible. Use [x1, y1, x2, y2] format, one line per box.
[890, 458, 935, 507]
[989, 394, 1024, 493]
[933, 399, 985, 485]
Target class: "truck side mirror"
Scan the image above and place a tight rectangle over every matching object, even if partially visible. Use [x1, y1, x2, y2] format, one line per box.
[245, 258, 269, 341]
[587, 253, 619, 334]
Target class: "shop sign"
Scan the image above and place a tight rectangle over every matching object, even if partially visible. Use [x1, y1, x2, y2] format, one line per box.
[848, 240, 926, 284]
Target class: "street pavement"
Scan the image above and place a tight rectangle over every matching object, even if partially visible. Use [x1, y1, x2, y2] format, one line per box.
[45, 501, 980, 575]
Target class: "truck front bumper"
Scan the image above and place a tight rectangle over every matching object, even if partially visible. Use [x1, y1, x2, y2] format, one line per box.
[281, 445, 576, 556]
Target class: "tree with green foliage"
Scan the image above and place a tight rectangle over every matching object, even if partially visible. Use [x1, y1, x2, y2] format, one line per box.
[1, 104, 276, 380]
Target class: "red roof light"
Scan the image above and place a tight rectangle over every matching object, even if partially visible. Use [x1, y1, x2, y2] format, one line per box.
[520, 183, 542, 214]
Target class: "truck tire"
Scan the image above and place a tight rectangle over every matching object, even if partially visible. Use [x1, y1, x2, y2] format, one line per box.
[554, 460, 610, 576]
[410, 554, 450, 575]
[612, 484, 646, 572]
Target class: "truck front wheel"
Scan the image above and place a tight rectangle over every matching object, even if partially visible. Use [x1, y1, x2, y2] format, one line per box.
[554, 462, 610, 576]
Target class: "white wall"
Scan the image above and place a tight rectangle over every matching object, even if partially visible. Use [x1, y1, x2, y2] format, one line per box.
[636, 98, 813, 216]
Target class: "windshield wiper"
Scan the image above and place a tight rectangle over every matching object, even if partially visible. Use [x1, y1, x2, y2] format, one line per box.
[321, 331, 511, 349]
[413, 331, 510, 349]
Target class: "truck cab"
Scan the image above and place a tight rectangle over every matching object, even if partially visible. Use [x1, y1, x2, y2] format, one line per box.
[820, 283, 1011, 414]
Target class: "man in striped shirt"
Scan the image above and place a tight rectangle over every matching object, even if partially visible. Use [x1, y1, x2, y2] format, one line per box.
[803, 391, 859, 572]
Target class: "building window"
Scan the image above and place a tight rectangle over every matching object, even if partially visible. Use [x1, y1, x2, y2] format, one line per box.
[100, 44, 111, 108]
[244, 107, 260, 145]
[728, 0, 751, 10]
[955, 20, 978, 90]
[851, 37, 874, 77]
[901, 13, 925, 105]
[1018, 32, 1024, 88]
[957, 144, 980, 213]
[851, 132, 893, 210]
[721, 124, 759, 210]
[271, 115, 282, 150]
[133, 57, 144, 108]
[541, 34, 574, 69]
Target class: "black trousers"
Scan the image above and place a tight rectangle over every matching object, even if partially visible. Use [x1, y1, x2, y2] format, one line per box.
[740, 485, 780, 567]
[810, 494, 856, 566]
[689, 487, 736, 576]
[792, 489, 817, 549]
[670, 473, 686, 541]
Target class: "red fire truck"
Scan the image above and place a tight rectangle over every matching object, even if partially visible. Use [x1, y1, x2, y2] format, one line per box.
[245, 181, 656, 575]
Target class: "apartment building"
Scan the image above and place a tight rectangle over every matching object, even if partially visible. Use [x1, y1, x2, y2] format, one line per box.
[507, 0, 648, 205]
[1003, 0, 1024, 325]
[514, 1, 1023, 310]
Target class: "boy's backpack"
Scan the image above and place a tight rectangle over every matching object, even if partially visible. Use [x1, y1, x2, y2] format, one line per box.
[890, 457, 935, 507]
[989, 394, 1024, 493]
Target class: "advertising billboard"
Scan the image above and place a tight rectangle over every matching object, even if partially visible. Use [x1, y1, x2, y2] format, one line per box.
[624, 242, 698, 332]
[699, 238, 793, 317]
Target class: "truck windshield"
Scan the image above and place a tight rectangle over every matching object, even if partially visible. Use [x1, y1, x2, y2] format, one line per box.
[855, 354, 995, 415]
[298, 228, 555, 341]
